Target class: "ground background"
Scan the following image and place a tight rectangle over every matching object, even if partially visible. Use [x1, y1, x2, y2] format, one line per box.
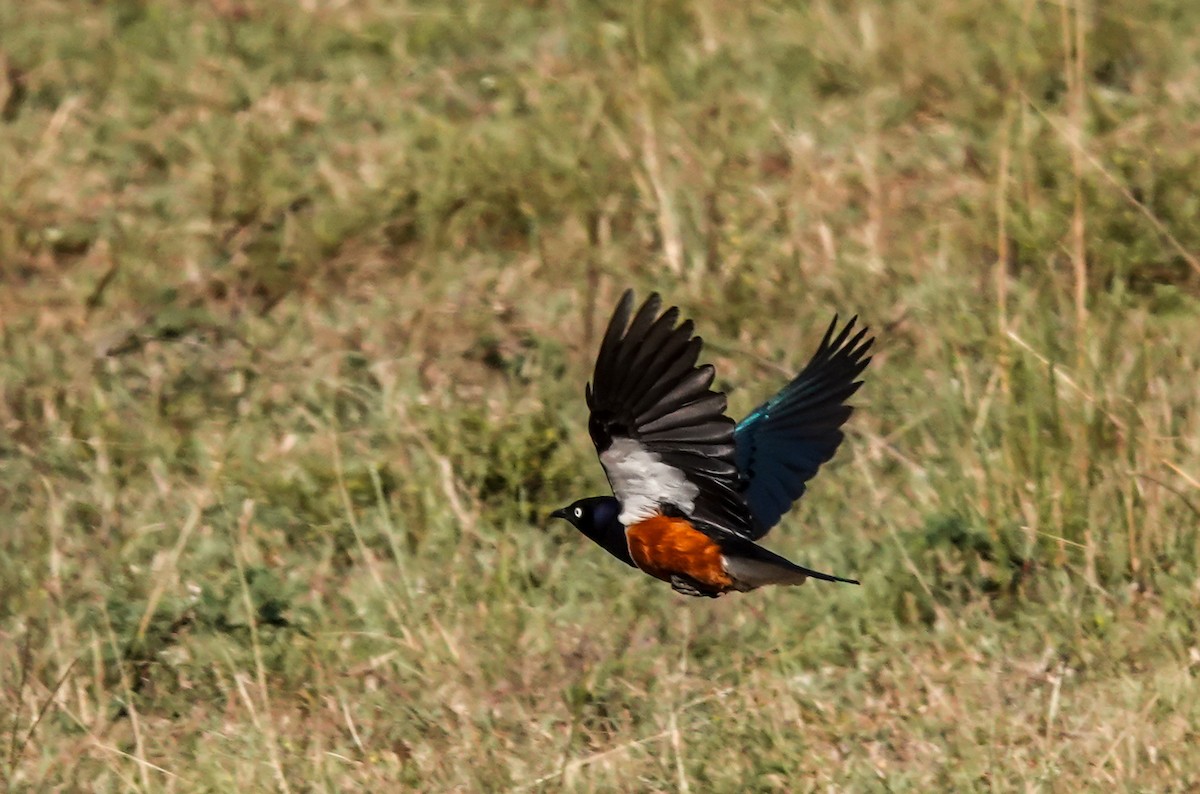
[2, 1, 1200, 791]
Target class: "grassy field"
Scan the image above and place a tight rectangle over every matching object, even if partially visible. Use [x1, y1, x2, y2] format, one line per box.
[3, 0, 1200, 790]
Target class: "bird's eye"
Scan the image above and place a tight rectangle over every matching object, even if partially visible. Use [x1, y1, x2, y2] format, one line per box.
[573, 507, 583, 518]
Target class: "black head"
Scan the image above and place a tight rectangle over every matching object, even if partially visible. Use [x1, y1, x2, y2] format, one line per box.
[549, 496, 635, 568]
[549, 495, 616, 530]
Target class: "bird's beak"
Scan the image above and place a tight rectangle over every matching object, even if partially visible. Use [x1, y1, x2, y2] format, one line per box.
[548, 506, 569, 524]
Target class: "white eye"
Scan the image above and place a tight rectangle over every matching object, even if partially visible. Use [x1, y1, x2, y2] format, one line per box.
[573, 507, 583, 518]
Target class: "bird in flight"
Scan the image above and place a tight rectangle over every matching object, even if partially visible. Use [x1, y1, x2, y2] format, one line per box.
[551, 290, 873, 598]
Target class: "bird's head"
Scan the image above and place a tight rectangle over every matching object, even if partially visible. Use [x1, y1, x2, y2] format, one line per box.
[548, 496, 618, 533]
[548, 495, 633, 567]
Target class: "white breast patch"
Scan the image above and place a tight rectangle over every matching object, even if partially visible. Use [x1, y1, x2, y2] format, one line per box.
[600, 437, 699, 525]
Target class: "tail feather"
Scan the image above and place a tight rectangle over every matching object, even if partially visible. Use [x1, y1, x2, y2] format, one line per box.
[724, 555, 810, 589]
[720, 536, 859, 590]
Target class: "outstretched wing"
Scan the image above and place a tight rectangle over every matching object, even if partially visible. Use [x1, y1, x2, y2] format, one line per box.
[734, 315, 873, 539]
[586, 290, 753, 536]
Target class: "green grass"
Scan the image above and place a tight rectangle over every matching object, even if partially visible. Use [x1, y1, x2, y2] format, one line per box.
[3, 0, 1200, 790]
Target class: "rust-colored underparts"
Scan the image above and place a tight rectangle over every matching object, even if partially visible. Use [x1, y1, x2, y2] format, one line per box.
[625, 513, 734, 592]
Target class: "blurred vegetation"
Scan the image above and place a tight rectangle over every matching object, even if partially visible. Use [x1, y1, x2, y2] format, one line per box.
[2, 0, 1199, 790]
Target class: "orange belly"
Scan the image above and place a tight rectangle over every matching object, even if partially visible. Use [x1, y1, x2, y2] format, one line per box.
[625, 514, 733, 591]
